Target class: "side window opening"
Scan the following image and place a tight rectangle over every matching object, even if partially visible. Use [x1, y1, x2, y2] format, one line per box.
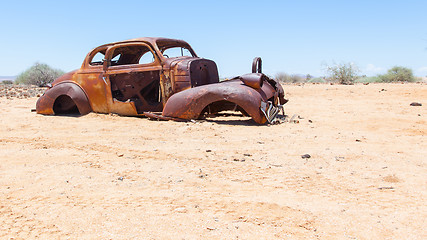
[111, 53, 121, 66]
[110, 45, 155, 66]
[90, 52, 105, 66]
[139, 51, 155, 65]
[107, 44, 161, 113]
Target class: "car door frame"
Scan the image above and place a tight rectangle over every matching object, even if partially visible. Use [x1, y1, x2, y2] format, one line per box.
[102, 42, 163, 115]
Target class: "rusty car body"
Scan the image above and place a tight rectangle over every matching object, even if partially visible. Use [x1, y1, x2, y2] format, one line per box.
[36, 37, 287, 124]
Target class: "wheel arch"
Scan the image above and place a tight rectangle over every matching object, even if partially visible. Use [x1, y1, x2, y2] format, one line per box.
[36, 82, 92, 115]
[161, 81, 267, 124]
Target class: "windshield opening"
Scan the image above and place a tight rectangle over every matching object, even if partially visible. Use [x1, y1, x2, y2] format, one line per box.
[162, 47, 193, 58]
[156, 39, 196, 58]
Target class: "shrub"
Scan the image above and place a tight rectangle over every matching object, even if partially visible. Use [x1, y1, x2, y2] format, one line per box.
[324, 62, 360, 85]
[378, 66, 415, 82]
[15, 63, 65, 86]
[307, 77, 327, 83]
[355, 76, 381, 83]
[1, 80, 13, 84]
[275, 72, 306, 83]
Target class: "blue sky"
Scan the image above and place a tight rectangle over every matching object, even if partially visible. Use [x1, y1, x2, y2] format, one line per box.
[0, 0, 426, 78]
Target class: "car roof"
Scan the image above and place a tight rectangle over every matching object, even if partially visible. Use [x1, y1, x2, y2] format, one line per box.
[97, 37, 189, 49]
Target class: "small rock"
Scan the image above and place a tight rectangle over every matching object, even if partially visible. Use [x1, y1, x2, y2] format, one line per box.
[117, 153, 124, 157]
[206, 149, 212, 152]
[410, 102, 422, 106]
[118, 177, 124, 181]
[243, 153, 252, 157]
[355, 139, 361, 142]
[301, 154, 311, 159]
[308, 119, 313, 123]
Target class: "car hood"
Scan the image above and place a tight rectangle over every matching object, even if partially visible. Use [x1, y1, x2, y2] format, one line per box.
[163, 57, 219, 87]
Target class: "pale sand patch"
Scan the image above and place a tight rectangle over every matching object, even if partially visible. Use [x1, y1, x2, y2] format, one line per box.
[0, 83, 426, 239]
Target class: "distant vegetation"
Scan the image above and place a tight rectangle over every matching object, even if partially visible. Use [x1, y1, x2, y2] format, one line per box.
[6, 62, 421, 87]
[378, 66, 415, 83]
[275, 63, 419, 84]
[325, 62, 360, 85]
[275, 73, 307, 83]
[15, 63, 64, 86]
[1, 80, 13, 84]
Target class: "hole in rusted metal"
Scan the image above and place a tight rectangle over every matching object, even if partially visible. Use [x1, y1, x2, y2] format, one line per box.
[201, 100, 247, 118]
[53, 95, 80, 115]
[110, 71, 162, 113]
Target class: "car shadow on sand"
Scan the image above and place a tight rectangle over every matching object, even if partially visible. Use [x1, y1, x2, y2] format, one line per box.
[39, 113, 85, 118]
[202, 113, 259, 126]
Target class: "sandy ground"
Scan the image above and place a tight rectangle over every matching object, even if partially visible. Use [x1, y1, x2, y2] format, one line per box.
[0, 83, 426, 239]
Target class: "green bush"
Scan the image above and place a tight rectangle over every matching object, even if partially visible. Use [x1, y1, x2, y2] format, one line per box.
[324, 62, 360, 85]
[275, 72, 306, 83]
[15, 63, 65, 86]
[378, 66, 415, 82]
[1, 80, 14, 84]
[355, 76, 381, 83]
[307, 77, 327, 83]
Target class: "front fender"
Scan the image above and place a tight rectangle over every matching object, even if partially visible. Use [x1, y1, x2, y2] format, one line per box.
[161, 79, 269, 124]
[36, 82, 92, 115]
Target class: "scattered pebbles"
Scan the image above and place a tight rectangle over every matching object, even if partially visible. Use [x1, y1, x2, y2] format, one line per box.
[0, 84, 46, 99]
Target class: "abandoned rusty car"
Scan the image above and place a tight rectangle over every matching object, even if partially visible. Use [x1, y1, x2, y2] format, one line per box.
[36, 37, 287, 124]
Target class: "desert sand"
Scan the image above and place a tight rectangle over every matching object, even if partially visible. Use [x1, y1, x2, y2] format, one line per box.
[0, 83, 426, 239]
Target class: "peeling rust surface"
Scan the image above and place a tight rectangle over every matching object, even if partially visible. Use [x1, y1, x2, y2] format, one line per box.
[36, 82, 91, 115]
[36, 37, 287, 124]
[161, 79, 268, 124]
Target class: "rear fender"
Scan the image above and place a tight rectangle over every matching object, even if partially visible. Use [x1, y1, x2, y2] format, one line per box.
[161, 80, 268, 124]
[36, 82, 92, 115]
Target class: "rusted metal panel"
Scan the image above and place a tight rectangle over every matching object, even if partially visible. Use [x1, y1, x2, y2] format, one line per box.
[252, 57, 262, 74]
[160, 78, 272, 124]
[36, 82, 91, 115]
[238, 73, 264, 89]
